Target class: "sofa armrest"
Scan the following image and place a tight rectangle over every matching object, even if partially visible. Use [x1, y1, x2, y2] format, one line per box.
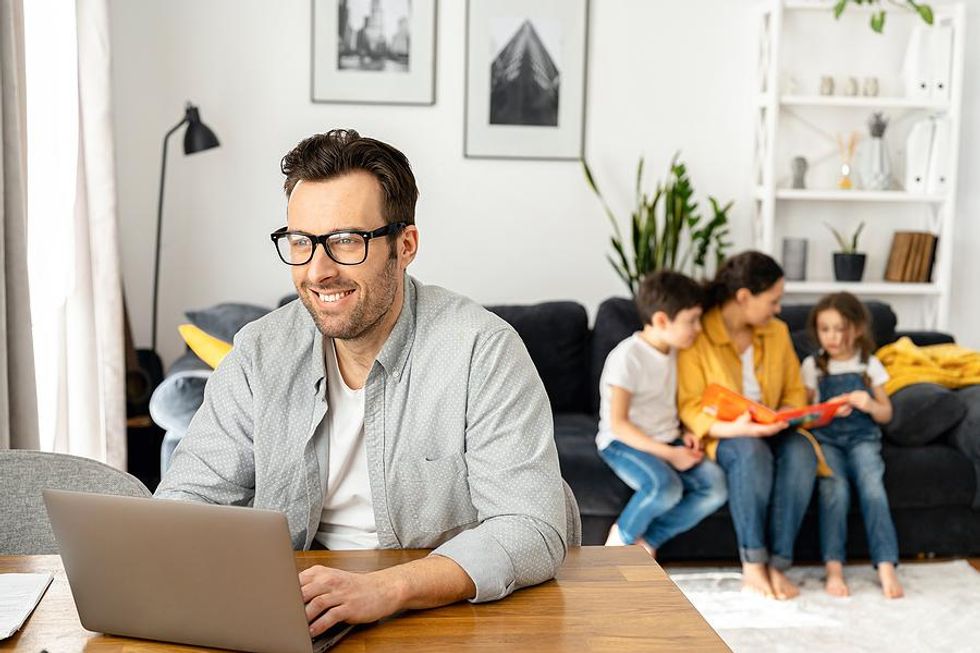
[895, 331, 955, 346]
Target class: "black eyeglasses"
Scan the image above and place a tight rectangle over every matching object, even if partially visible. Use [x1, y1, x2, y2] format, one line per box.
[270, 222, 407, 266]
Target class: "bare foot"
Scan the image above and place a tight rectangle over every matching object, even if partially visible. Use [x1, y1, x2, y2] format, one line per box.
[741, 562, 775, 598]
[824, 561, 849, 597]
[878, 562, 904, 599]
[635, 538, 657, 559]
[768, 566, 800, 600]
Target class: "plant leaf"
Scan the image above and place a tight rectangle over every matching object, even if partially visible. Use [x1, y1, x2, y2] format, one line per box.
[870, 10, 885, 33]
[833, 0, 848, 19]
[582, 160, 623, 242]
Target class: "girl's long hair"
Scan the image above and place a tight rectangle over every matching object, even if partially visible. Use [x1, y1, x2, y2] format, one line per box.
[807, 292, 875, 381]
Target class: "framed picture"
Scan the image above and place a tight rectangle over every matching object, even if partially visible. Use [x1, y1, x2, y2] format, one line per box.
[311, 0, 437, 105]
[464, 0, 589, 160]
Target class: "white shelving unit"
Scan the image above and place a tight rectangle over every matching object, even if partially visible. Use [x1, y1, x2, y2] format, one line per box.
[753, 0, 965, 330]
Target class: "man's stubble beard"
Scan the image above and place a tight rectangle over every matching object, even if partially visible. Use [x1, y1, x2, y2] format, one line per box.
[299, 256, 400, 341]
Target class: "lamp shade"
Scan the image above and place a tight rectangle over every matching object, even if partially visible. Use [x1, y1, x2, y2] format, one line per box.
[182, 104, 220, 155]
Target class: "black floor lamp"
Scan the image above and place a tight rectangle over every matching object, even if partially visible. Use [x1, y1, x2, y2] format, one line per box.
[151, 102, 221, 352]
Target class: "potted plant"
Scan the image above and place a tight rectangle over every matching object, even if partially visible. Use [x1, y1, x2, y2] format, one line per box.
[582, 154, 732, 297]
[826, 221, 867, 281]
[833, 0, 933, 34]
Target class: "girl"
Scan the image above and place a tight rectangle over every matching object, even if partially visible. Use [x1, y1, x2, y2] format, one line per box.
[678, 251, 826, 600]
[802, 292, 903, 599]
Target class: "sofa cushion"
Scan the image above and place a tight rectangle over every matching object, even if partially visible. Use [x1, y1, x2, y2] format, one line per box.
[881, 443, 976, 509]
[590, 298, 643, 413]
[552, 413, 631, 516]
[781, 301, 898, 361]
[883, 383, 968, 446]
[947, 385, 980, 508]
[185, 302, 271, 343]
[487, 302, 591, 413]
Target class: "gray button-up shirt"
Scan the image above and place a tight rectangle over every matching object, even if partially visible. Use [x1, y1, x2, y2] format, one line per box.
[155, 276, 567, 601]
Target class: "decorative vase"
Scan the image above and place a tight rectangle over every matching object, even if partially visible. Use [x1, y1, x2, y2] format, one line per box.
[863, 137, 891, 190]
[782, 238, 808, 281]
[833, 253, 866, 282]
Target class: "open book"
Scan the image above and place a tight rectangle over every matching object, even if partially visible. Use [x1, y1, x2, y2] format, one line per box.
[701, 383, 845, 430]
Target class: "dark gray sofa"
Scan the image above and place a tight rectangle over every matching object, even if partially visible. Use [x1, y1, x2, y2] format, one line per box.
[488, 298, 980, 561]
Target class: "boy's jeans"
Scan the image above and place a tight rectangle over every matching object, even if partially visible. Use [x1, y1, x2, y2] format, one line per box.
[818, 439, 899, 566]
[599, 439, 728, 549]
[715, 430, 817, 569]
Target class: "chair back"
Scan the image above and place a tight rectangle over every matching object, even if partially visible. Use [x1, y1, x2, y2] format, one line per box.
[0, 450, 151, 554]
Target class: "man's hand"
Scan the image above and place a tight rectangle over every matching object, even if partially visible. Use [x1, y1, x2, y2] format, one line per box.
[300, 555, 476, 638]
[301, 566, 402, 637]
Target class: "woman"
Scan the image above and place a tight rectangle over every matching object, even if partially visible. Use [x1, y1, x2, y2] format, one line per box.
[678, 251, 828, 599]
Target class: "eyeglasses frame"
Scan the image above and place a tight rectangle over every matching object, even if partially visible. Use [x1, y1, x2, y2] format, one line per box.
[269, 222, 408, 266]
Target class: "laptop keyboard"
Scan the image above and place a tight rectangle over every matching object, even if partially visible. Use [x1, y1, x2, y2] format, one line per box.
[312, 622, 355, 652]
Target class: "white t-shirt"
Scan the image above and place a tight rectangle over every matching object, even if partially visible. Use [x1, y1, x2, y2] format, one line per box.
[596, 333, 680, 450]
[741, 345, 763, 402]
[313, 339, 379, 550]
[801, 353, 890, 401]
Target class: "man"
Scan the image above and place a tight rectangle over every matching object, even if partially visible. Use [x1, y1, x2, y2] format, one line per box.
[154, 129, 567, 637]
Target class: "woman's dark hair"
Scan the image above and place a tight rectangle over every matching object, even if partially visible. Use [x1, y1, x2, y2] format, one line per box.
[807, 292, 875, 380]
[280, 128, 418, 227]
[703, 251, 784, 310]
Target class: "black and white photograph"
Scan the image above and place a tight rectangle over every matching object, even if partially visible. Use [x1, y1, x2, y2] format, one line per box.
[312, 0, 436, 104]
[466, 0, 588, 159]
[337, 0, 411, 72]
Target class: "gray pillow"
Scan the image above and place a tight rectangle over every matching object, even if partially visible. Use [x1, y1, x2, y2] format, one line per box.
[948, 385, 980, 509]
[883, 383, 968, 446]
[185, 302, 270, 343]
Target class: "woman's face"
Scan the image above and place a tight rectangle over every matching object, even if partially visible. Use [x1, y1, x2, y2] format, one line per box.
[738, 277, 784, 327]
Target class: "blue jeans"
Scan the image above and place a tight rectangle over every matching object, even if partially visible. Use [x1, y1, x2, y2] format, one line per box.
[599, 439, 728, 549]
[819, 439, 899, 567]
[715, 430, 817, 569]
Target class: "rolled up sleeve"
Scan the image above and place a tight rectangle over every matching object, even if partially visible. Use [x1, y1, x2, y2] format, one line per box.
[431, 327, 566, 602]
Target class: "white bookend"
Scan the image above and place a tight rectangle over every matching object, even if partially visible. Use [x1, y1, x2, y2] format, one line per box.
[903, 25, 933, 100]
[904, 118, 934, 193]
[926, 116, 951, 195]
[931, 25, 954, 102]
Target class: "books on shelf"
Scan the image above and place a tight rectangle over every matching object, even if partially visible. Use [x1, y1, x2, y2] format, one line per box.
[884, 231, 938, 282]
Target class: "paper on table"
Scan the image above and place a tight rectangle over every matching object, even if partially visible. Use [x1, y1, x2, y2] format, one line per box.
[0, 572, 54, 639]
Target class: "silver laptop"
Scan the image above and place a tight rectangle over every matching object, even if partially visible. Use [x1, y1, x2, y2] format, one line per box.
[42, 489, 353, 653]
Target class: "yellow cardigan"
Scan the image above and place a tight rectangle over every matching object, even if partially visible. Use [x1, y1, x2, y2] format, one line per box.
[677, 308, 832, 477]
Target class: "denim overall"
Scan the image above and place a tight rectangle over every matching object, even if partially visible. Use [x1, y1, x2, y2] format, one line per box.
[813, 371, 899, 565]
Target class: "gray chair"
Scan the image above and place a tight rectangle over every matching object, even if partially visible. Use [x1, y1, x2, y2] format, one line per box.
[0, 449, 151, 554]
[563, 479, 582, 547]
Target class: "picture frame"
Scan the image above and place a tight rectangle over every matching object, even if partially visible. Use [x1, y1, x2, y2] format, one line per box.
[311, 0, 437, 105]
[464, 0, 589, 160]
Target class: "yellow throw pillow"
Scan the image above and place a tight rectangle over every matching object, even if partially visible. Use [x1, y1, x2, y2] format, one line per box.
[178, 324, 233, 369]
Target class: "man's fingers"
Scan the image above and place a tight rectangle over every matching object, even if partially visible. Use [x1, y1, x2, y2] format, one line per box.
[305, 592, 342, 622]
[309, 605, 348, 638]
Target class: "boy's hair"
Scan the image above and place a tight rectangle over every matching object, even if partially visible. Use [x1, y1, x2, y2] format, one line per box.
[635, 270, 705, 325]
[807, 292, 875, 380]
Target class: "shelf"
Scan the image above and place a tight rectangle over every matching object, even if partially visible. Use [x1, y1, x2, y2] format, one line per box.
[780, 95, 950, 110]
[756, 188, 947, 203]
[785, 281, 941, 296]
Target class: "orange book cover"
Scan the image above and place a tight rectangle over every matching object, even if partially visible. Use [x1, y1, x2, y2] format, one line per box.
[701, 383, 845, 430]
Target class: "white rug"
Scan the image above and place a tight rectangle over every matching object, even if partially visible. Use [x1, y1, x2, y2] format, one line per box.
[666, 560, 980, 653]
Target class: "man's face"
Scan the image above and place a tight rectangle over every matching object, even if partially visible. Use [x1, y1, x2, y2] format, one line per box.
[286, 171, 415, 340]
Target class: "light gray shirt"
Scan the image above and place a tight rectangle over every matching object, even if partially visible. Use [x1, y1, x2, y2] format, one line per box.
[155, 275, 567, 602]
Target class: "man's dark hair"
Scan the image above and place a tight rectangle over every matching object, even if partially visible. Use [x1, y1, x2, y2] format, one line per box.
[280, 129, 418, 226]
[635, 270, 705, 325]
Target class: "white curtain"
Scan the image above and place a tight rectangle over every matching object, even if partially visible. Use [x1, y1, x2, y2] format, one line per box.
[25, 0, 125, 466]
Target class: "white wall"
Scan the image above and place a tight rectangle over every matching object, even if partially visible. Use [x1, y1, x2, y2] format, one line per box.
[109, 0, 980, 368]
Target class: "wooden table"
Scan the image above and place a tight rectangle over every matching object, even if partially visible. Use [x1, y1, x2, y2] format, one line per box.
[1, 546, 729, 652]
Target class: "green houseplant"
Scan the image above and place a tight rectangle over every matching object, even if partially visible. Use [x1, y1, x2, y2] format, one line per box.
[583, 154, 732, 297]
[833, 0, 934, 34]
[826, 221, 867, 281]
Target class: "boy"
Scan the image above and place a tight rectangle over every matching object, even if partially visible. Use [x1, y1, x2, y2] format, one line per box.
[596, 271, 727, 557]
